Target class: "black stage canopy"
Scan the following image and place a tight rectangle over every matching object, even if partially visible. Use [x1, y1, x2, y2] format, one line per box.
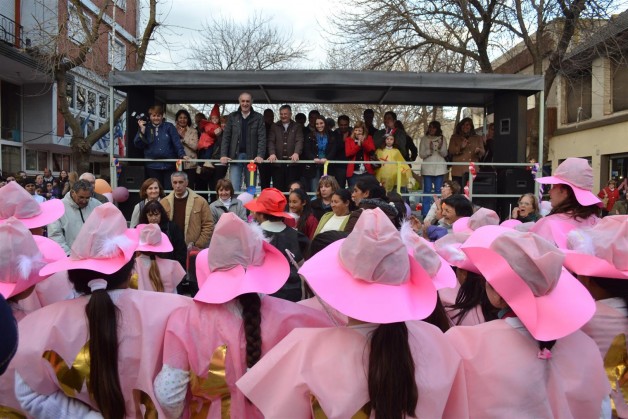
[108, 70, 544, 107]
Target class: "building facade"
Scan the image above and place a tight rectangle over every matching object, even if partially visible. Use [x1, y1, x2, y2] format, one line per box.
[0, 0, 138, 177]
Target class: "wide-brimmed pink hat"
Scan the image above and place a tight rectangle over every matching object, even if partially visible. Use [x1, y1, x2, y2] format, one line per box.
[434, 208, 501, 274]
[40, 203, 139, 276]
[452, 207, 500, 234]
[564, 215, 628, 280]
[400, 222, 456, 290]
[299, 208, 437, 324]
[0, 181, 65, 228]
[194, 212, 289, 304]
[461, 225, 595, 341]
[244, 188, 291, 218]
[135, 224, 173, 253]
[0, 218, 66, 299]
[535, 158, 601, 207]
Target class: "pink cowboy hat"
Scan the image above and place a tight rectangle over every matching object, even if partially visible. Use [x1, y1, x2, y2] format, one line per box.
[299, 209, 437, 324]
[135, 224, 173, 253]
[461, 225, 595, 341]
[194, 212, 289, 304]
[535, 157, 602, 207]
[40, 203, 139, 276]
[434, 207, 502, 274]
[0, 218, 66, 299]
[400, 222, 456, 290]
[0, 181, 65, 229]
[452, 207, 500, 234]
[564, 215, 628, 280]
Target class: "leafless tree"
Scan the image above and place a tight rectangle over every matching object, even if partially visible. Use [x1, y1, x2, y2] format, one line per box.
[28, 0, 158, 173]
[331, 0, 621, 161]
[188, 12, 310, 70]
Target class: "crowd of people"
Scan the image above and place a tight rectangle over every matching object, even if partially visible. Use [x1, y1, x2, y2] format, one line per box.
[0, 90, 627, 418]
[0, 144, 626, 418]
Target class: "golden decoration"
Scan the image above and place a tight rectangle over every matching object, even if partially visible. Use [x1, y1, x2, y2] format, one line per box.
[42, 341, 91, 398]
[130, 273, 139, 290]
[0, 406, 27, 419]
[133, 389, 158, 419]
[605, 333, 627, 415]
[189, 344, 231, 418]
[310, 393, 371, 419]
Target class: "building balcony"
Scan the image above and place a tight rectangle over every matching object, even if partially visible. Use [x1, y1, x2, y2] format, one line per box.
[0, 13, 23, 48]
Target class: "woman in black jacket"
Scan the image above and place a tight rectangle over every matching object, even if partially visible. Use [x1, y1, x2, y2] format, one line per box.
[303, 115, 344, 192]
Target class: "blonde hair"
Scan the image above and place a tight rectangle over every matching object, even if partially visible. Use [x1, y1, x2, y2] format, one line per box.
[147, 255, 165, 292]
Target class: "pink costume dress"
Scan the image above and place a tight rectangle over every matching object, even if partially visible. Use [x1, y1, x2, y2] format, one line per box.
[297, 297, 349, 326]
[237, 321, 469, 419]
[12, 289, 193, 418]
[154, 295, 334, 418]
[0, 272, 74, 417]
[446, 317, 610, 418]
[133, 254, 185, 293]
[530, 213, 600, 248]
[14, 272, 75, 321]
[581, 298, 628, 410]
[438, 283, 485, 326]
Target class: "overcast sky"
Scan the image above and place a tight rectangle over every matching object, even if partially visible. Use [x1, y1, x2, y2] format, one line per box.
[145, 0, 335, 70]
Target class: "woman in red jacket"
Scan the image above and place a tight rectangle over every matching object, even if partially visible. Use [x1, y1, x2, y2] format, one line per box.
[597, 179, 620, 216]
[345, 121, 376, 189]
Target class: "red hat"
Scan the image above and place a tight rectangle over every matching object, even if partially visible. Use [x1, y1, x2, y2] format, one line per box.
[244, 188, 291, 218]
[210, 104, 220, 118]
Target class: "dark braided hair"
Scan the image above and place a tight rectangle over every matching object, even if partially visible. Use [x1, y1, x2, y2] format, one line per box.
[236, 293, 262, 368]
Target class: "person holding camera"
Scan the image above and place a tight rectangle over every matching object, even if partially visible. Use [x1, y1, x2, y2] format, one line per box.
[134, 105, 189, 190]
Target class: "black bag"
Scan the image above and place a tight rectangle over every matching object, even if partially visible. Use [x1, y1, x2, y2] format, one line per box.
[368, 150, 381, 170]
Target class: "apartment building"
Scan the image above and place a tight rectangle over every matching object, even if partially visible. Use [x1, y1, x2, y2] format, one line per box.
[494, 11, 628, 189]
[0, 0, 138, 177]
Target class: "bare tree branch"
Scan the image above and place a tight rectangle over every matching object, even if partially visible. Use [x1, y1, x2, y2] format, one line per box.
[188, 12, 310, 70]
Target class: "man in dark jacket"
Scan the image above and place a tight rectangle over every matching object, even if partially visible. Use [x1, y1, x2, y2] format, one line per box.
[267, 105, 304, 192]
[220, 92, 266, 192]
[134, 105, 188, 190]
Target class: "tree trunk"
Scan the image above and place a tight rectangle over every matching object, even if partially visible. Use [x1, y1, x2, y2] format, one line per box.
[70, 134, 92, 174]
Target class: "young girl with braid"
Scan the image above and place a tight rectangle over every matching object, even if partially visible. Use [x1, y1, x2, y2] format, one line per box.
[153, 213, 332, 418]
[237, 209, 468, 418]
[133, 223, 185, 293]
[12, 204, 192, 418]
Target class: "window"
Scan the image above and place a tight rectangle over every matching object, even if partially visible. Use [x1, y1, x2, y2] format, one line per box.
[67, 3, 92, 45]
[99, 95, 108, 119]
[1, 81, 21, 142]
[108, 37, 126, 70]
[565, 70, 592, 124]
[116, 0, 126, 9]
[77, 86, 86, 110]
[25, 150, 48, 171]
[612, 58, 628, 112]
[87, 91, 96, 114]
[66, 79, 75, 108]
[1, 145, 21, 174]
[52, 153, 71, 172]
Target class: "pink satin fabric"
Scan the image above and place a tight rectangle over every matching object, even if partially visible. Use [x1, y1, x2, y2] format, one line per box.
[530, 213, 599, 248]
[581, 298, 627, 358]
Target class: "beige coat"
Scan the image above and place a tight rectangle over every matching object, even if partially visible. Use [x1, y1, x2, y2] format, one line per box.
[161, 188, 213, 248]
[178, 127, 198, 170]
[448, 134, 484, 178]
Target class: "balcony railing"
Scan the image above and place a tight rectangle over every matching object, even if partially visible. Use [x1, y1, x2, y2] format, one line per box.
[0, 13, 23, 48]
